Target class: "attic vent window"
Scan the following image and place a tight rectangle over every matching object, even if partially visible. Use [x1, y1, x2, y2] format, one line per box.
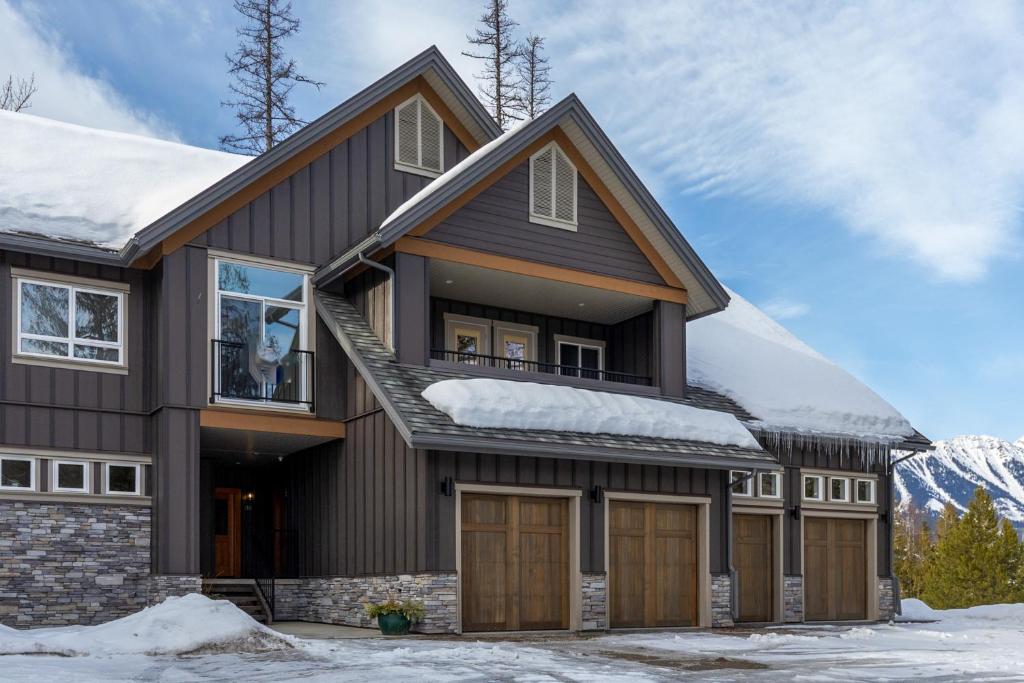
[529, 142, 577, 230]
[394, 94, 443, 177]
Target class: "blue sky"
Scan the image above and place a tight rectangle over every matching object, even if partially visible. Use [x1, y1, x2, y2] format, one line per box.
[2, 0, 1022, 442]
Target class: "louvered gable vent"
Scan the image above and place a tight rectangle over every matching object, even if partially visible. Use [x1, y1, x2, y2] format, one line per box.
[394, 95, 443, 176]
[529, 142, 577, 230]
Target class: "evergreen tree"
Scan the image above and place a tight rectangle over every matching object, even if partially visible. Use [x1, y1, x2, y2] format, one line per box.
[513, 34, 552, 119]
[220, 0, 323, 155]
[463, 0, 521, 129]
[997, 518, 1024, 602]
[894, 502, 933, 598]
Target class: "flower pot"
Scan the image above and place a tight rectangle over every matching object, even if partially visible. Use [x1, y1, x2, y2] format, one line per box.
[377, 612, 412, 635]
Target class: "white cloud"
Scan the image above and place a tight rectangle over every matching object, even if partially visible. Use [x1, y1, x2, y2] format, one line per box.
[760, 299, 810, 321]
[0, 0, 175, 138]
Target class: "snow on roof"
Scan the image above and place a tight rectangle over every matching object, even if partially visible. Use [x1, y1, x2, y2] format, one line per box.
[421, 378, 761, 449]
[0, 111, 249, 249]
[687, 288, 914, 440]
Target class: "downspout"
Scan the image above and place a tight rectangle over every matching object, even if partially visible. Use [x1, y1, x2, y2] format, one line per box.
[727, 469, 760, 623]
[887, 448, 924, 617]
[357, 253, 396, 352]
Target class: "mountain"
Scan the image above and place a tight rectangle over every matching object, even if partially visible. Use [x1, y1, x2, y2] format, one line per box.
[894, 435, 1024, 531]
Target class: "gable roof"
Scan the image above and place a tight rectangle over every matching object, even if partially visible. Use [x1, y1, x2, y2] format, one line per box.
[315, 95, 731, 319]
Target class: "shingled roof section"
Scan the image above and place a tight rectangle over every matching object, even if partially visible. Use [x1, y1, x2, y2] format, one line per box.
[315, 291, 774, 470]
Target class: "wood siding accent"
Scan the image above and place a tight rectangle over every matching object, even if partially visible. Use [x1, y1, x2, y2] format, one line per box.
[803, 517, 867, 621]
[342, 258, 393, 351]
[198, 409, 345, 438]
[733, 513, 773, 622]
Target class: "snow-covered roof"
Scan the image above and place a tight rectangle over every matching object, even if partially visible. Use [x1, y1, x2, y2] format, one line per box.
[0, 110, 249, 249]
[421, 378, 761, 449]
[688, 287, 914, 441]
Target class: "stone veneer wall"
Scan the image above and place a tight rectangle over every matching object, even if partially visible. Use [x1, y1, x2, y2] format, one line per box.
[783, 575, 803, 622]
[710, 573, 734, 627]
[0, 501, 151, 627]
[581, 571, 607, 630]
[147, 575, 202, 604]
[275, 572, 458, 633]
[878, 577, 896, 621]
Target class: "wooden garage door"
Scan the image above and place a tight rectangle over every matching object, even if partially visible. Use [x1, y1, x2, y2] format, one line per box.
[608, 501, 698, 628]
[804, 517, 867, 621]
[461, 493, 569, 632]
[733, 514, 773, 622]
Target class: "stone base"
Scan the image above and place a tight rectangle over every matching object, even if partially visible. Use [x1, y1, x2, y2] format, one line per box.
[581, 571, 607, 630]
[710, 573, 734, 627]
[783, 575, 803, 622]
[146, 575, 202, 605]
[276, 572, 458, 634]
[878, 577, 896, 621]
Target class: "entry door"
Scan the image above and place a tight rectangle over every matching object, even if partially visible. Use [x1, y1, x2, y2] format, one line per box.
[804, 517, 867, 621]
[461, 494, 569, 632]
[733, 514, 773, 622]
[608, 501, 698, 628]
[214, 487, 242, 578]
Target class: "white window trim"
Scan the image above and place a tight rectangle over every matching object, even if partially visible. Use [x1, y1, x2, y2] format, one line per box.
[492, 321, 539, 364]
[529, 141, 578, 231]
[855, 478, 876, 504]
[829, 477, 851, 503]
[758, 471, 783, 499]
[393, 94, 444, 178]
[554, 335, 605, 374]
[730, 470, 753, 497]
[52, 459, 90, 494]
[14, 276, 126, 368]
[802, 474, 824, 502]
[0, 456, 36, 491]
[105, 462, 141, 496]
[443, 313, 493, 359]
[212, 257, 312, 412]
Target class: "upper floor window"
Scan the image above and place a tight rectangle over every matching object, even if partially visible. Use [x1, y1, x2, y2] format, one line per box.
[856, 479, 876, 504]
[730, 470, 752, 497]
[441, 314, 538, 369]
[759, 471, 782, 498]
[15, 274, 125, 367]
[530, 142, 577, 230]
[394, 94, 443, 177]
[212, 258, 312, 409]
[556, 335, 603, 379]
[803, 474, 824, 502]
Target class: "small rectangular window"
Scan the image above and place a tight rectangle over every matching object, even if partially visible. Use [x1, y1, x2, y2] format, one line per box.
[0, 456, 35, 490]
[53, 460, 89, 493]
[830, 477, 850, 503]
[803, 474, 823, 502]
[106, 463, 140, 496]
[730, 470, 752, 497]
[759, 472, 782, 498]
[856, 479, 876, 504]
[556, 337, 604, 380]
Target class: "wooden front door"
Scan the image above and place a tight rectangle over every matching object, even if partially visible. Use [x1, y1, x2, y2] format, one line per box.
[461, 494, 569, 632]
[214, 487, 242, 578]
[608, 501, 698, 628]
[804, 517, 867, 621]
[733, 514, 773, 622]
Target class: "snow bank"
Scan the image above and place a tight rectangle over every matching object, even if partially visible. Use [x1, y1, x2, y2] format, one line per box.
[687, 288, 913, 440]
[0, 111, 249, 248]
[421, 378, 761, 449]
[898, 598, 940, 622]
[0, 594, 293, 656]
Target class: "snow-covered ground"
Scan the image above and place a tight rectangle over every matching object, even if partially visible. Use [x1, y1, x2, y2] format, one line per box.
[2, 595, 1022, 681]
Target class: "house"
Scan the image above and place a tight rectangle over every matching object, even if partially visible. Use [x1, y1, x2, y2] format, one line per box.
[0, 47, 930, 632]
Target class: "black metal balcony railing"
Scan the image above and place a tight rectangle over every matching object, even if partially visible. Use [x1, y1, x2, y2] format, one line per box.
[430, 349, 653, 386]
[211, 339, 315, 409]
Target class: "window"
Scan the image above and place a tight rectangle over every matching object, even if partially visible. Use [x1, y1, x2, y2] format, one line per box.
[105, 463, 140, 495]
[16, 277, 124, 366]
[529, 142, 577, 229]
[492, 322, 538, 369]
[443, 314, 491, 365]
[759, 472, 782, 498]
[52, 460, 89, 493]
[856, 479, 876, 504]
[556, 336, 604, 380]
[0, 456, 34, 491]
[730, 470, 752, 497]
[213, 258, 310, 408]
[803, 474, 824, 502]
[829, 477, 850, 503]
[394, 94, 443, 176]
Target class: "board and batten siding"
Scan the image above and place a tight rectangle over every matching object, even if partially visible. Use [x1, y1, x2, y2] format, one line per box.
[191, 111, 469, 267]
[427, 162, 666, 285]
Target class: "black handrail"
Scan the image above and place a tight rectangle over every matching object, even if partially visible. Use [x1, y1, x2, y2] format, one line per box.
[211, 339, 315, 409]
[430, 349, 653, 386]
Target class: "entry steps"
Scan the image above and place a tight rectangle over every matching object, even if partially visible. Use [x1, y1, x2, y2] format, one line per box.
[201, 578, 272, 624]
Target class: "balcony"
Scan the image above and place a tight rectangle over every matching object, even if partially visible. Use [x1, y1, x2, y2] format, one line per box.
[211, 339, 315, 410]
[430, 349, 653, 387]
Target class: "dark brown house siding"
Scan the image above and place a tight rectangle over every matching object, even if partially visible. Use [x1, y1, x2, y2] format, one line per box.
[427, 162, 666, 285]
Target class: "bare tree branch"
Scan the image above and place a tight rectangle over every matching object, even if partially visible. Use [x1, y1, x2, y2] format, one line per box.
[513, 35, 552, 119]
[463, 0, 522, 130]
[1, 74, 38, 112]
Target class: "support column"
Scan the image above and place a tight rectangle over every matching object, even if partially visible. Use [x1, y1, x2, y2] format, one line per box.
[150, 407, 201, 576]
[394, 252, 429, 366]
[653, 300, 686, 397]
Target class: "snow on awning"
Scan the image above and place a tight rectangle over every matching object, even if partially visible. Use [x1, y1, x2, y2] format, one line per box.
[687, 288, 914, 441]
[421, 378, 761, 449]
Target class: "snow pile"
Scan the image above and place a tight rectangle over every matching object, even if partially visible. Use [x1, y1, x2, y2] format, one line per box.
[421, 378, 761, 449]
[0, 593, 293, 656]
[687, 287, 913, 440]
[898, 598, 940, 622]
[0, 111, 249, 248]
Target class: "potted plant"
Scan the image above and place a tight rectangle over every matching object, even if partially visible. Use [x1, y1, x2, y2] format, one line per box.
[365, 596, 426, 635]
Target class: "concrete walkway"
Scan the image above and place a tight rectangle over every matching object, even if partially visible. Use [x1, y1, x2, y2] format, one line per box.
[268, 621, 383, 639]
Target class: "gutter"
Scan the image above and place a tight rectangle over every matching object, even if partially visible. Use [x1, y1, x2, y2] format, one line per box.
[886, 447, 928, 617]
[725, 468, 762, 622]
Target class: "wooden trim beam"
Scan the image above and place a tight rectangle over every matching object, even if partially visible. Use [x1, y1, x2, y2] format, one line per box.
[199, 408, 346, 439]
[395, 236, 688, 304]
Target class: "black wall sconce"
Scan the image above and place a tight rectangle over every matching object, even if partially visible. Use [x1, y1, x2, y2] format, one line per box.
[440, 476, 454, 497]
[878, 511, 889, 524]
[590, 485, 604, 504]
[790, 505, 801, 521]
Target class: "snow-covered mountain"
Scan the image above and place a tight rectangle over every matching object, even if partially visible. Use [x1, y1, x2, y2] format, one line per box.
[894, 435, 1024, 531]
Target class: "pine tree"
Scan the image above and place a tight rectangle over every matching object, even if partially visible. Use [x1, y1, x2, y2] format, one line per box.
[997, 518, 1024, 602]
[513, 35, 552, 119]
[463, 0, 521, 129]
[894, 502, 933, 598]
[0, 74, 37, 112]
[220, 0, 324, 155]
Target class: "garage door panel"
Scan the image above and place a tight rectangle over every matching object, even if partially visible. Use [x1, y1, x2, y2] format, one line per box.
[462, 529, 509, 631]
[655, 535, 697, 626]
[609, 534, 645, 627]
[734, 514, 773, 623]
[519, 529, 568, 629]
[803, 517, 866, 622]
